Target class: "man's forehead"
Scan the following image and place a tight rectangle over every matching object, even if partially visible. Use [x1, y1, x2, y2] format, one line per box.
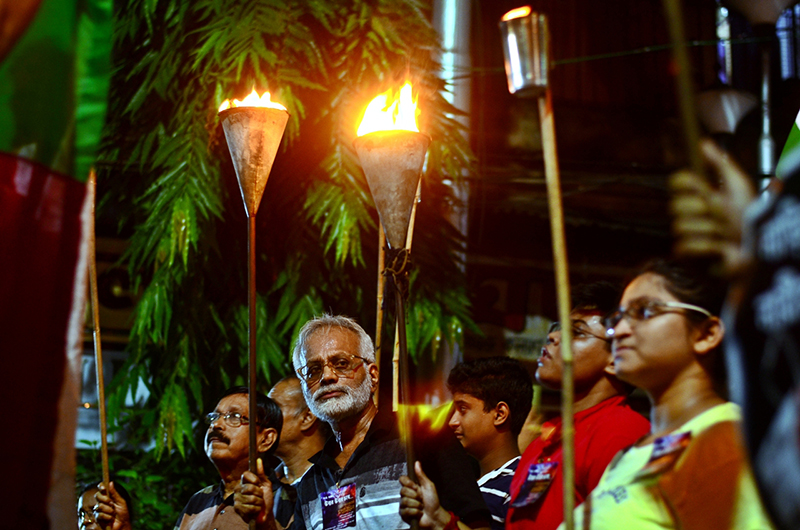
[570, 309, 605, 326]
[215, 393, 248, 412]
[452, 392, 482, 406]
[305, 327, 359, 357]
[270, 380, 302, 406]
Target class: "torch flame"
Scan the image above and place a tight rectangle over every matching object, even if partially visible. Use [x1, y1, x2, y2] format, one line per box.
[502, 6, 532, 21]
[357, 83, 419, 137]
[397, 401, 453, 442]
[218, 88, 287, 112]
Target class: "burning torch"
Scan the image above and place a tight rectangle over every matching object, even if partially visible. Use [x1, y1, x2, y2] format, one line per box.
[218, 89, 288, 505]
[353, 83, 429, 489]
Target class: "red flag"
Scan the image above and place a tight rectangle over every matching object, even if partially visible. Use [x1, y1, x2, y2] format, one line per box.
[0, 152, 89, 528]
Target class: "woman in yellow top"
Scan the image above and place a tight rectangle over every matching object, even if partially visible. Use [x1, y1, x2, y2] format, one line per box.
[566, 259, 774, 530]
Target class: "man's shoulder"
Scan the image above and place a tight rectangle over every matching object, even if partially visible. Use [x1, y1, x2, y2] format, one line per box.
[178, 483, 223, 516]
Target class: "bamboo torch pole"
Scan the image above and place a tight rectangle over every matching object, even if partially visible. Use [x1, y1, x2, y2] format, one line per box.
[499, 10, 574, 529]
[538, 88, 575, 530]
[662, 0, 705, 178]
[375, 226, 386, 407]
[87, 169, 110, 488]
[393, 179, 422, 411]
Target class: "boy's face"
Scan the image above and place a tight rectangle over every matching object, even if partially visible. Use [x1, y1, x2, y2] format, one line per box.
[449, 392, 498, 458]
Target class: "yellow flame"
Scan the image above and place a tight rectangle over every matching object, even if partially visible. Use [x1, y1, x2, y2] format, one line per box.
[397, 401, 453, 438]
[218, 89, 287, 112]
[356, 83, 419, 137]
[502, 6, 532, 21]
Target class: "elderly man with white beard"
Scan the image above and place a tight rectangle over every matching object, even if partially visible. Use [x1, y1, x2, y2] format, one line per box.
[235, 314, 491, 530]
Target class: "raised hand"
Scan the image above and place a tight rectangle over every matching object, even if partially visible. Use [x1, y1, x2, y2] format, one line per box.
[235, 457, 275, 527]
[669, 139, 757, 277]
[94, 482, 132, 530]
[399, 461, 452, 530]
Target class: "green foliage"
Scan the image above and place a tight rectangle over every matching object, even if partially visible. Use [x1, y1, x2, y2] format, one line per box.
[76, 445, 209, 528]
[96, 0, 476, 523]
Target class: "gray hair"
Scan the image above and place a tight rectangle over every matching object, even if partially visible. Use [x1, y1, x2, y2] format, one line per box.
[291, 314, 375, 371]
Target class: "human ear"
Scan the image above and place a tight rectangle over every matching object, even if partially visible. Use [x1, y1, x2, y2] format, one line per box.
[494, 402, 511, 428]
[368, 363, 379, 389]
[257, 427, 278, 454]
[299, 408, 317, 432]
[692, 316, 725, 356]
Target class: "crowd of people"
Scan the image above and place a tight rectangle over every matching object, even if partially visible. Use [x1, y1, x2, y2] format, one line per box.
[83, 140, 787, 529]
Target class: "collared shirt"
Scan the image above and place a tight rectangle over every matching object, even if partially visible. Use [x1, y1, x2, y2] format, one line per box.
[173, 482, 246, 530]
[478, 455, 519, 530]
[272, 462, 314, 527]
[288, 407, 490, 530]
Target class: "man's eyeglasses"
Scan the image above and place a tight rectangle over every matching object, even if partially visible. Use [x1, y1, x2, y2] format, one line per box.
[603, 299, 712, 337]
[296, 353, 369, 386]
[79, 509, 96, 528]
[205, 411, 249, 428]
[548, 321, 610, 343]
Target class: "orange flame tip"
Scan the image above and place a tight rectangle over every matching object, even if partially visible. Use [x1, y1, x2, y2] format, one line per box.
[218, 88, 287, 113]
[502, 6, 532, 21]
[357, 82, 419, 137]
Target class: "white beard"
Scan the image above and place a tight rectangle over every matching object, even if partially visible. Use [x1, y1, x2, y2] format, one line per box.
[304, 375, 373, 424]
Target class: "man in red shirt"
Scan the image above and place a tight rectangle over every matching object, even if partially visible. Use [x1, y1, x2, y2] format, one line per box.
[506, 283, 650, 530]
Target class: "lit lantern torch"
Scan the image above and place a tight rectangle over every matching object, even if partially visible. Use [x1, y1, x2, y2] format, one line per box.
[353, 83, 429, 489]
[218, 89, 288, 488]
[500, 8, 576, 530]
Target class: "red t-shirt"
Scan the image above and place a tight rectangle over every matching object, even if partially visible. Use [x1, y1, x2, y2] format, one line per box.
[506, 395, 650, 530]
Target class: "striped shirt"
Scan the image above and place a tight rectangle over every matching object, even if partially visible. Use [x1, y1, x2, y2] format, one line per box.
[478, 456, 520, 530]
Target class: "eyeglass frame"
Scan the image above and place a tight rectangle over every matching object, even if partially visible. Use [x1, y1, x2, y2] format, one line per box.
[603, 299, 713, 337]
[78, 508, 96, 526]
[205, 411, 250, 428]
[296, 352, 371, 386]
[548, 319, 611, 343]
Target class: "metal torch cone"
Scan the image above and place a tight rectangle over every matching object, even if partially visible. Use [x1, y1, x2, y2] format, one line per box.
[353, 130, 430, 249]
[220, 105, 288, 500]
[220, 107, 289, 216]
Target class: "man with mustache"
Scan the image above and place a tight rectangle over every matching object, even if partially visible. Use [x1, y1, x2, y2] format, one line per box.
[235, 314, 490, 530]
[94, 387, 282, 529]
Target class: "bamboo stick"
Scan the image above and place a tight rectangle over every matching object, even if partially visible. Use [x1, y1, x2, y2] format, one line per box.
[375, 226, 386, 407]
[392, 179, 422, 411]
[87, 169, 110, 488]
[538, 90, 575, 530]
[662, 0, 705, 178]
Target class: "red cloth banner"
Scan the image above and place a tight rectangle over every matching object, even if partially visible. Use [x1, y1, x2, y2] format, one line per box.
[0, 151, 88, 528]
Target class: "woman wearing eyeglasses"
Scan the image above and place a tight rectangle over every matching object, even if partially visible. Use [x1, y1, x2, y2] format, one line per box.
[565, 259, 774, 530]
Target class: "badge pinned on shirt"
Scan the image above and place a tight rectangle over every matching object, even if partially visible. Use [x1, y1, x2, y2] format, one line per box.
[635, 431, 692, 480]
[320, 483, 357, 530]
[510, 461, 559, 508]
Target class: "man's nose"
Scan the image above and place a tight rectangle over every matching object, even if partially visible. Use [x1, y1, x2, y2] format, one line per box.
[320, 362, 339, 383]
[448, 413, 459, 429]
